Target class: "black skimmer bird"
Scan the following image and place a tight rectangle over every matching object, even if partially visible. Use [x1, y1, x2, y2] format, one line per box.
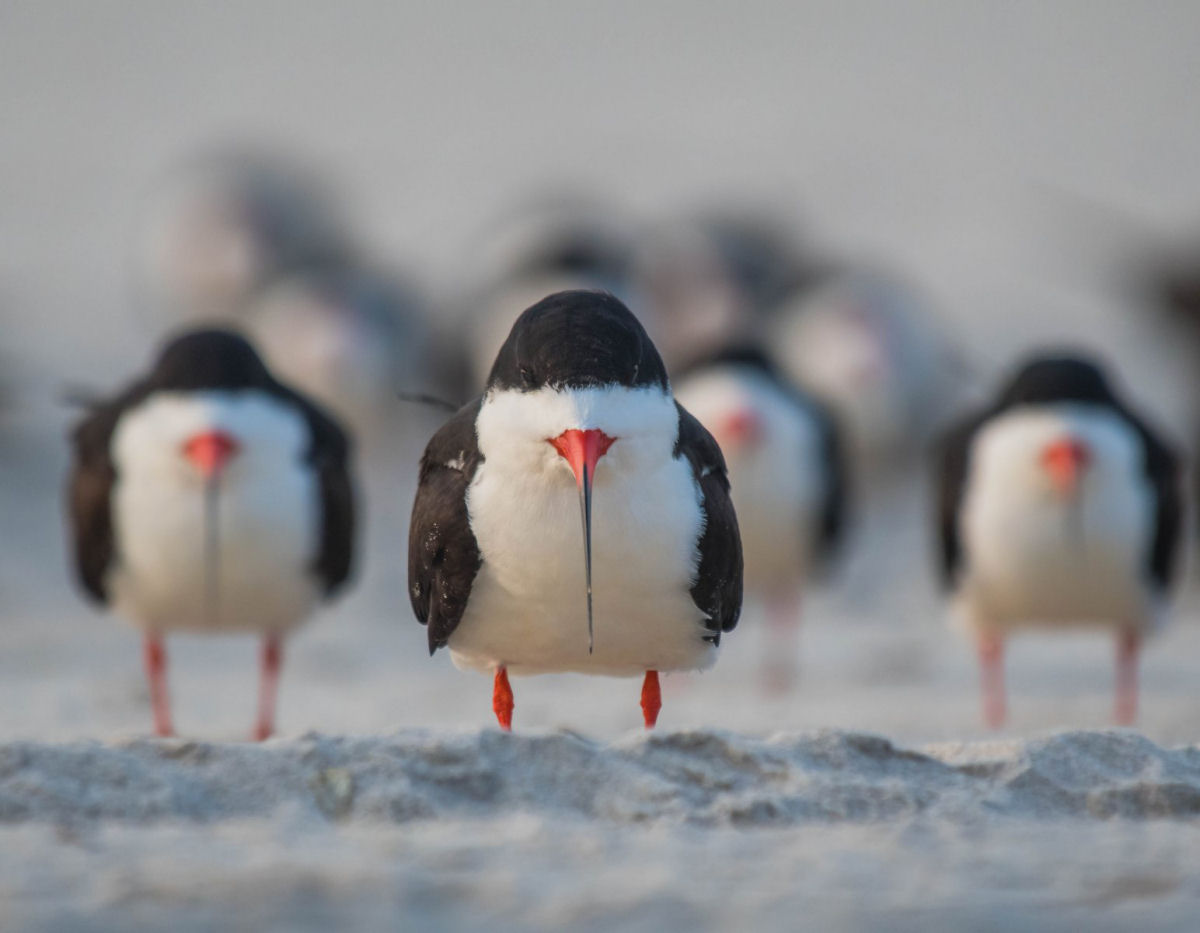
[673, 346, 846, 690]
[66, 329, 357, 739]
[409, 290, 743, 730]
[136, 147, 353, 321]
[633, 211, 803, 371]
[935, 353, 1183, 728]
[244, 264, 441, 444]
[767, 266, 953, 473]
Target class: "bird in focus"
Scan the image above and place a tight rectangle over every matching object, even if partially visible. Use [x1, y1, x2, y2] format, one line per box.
[409, 290, 743, 731]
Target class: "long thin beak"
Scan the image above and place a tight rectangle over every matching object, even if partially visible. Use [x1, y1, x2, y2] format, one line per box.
[1041, 437, 1091, 547]
[183, 431, 239, 624]
[204, 477, 220, 625]
[550, 429, 616, 653]
[183, 430, 240, 481]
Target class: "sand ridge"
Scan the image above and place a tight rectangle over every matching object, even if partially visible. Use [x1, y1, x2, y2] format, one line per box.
[2, 729, 1199, 828]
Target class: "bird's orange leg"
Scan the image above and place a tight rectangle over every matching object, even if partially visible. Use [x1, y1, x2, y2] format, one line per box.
[493, 666, 514, 731]
[978, 631, 1006, 729]
[1115, 629, 1140, 726]
[641, 670, 662, 729]
[144, 634, 174, 737]
[762, 588, 802, 694]
[253, 633, 283, 741]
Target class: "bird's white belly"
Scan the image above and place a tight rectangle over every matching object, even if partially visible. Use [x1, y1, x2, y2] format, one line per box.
[107, 394, 322, 634]
[110, 470, 319, 633]
[729, 455, 821, 595]
[959, 468, 1155, 632]
[451, 455, 712, 676]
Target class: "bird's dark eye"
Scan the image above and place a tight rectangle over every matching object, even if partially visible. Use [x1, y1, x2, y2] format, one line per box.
[519, 365, 538, 388]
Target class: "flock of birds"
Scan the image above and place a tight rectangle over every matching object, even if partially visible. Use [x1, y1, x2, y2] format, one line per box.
[61, 148, 1187, 739]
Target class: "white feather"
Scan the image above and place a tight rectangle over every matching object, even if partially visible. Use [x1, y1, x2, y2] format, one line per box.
[108, 391, 321, 634]
[449, 385, 713, 677]
[954, 404, 1162, 635]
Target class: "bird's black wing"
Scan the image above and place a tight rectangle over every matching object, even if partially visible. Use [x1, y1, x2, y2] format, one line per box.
[408, 397, 484, 654]
[278, 387, 358, 596]
[674, 401, 743, 640]
[933, 409, 988, 589]
[803, 393, 849, 565]
[66, 399, 125, 604]
[1117, 406, 1184, 591]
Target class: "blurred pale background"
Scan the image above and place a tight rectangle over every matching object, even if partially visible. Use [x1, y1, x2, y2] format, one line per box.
[2, 2, 1199, 742]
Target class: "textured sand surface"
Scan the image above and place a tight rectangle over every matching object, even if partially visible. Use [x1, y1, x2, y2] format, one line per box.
[4, 730, 1200, 931]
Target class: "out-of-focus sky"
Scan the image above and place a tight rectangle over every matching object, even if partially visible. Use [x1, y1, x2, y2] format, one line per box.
[2, 2, 1199, 401]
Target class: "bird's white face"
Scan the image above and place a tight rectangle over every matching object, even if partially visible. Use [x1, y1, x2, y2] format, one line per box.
[474, 384, 680, 484]
[460, 380, 710, 675]
[969, 404, 1143, 505]
[673, 368, 771, 464]
[112, 390, 310, 490]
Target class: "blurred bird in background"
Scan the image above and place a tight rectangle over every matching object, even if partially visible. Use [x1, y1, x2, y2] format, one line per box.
[243, 264, 441, 447]
[135, 147, 355, 321]
[135, 146, 447, 445]
[452, 192, 641, 392]
[66, 330, 357, 739]
[935, 353, 1183, 728]
[673, 345, 846, 692]
[633, 208, 805, 371]
[767, 265, 958, 480]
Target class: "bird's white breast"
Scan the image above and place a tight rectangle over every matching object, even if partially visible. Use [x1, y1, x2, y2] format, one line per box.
[450, 385, 713, 677]
[956, 404, 1159, 632]
[674, 367, 827, 594]
[108, 391, 321, 633]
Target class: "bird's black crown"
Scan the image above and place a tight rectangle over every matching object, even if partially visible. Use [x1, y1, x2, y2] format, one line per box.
[999, 353, 1118, 408]
[487, 290, 669, 393]
[149, 329, 274, 392]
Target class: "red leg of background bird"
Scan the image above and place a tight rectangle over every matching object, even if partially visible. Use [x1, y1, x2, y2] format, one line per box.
[143, 634, 173, 737]
[641, 670, 662, 729]
[493, 666, 514, 731]
[253, 633, 282, 741]
[1115, 629, 1140, 726]
[978, 632, 1006, 729]
[762, 589, 802, 695]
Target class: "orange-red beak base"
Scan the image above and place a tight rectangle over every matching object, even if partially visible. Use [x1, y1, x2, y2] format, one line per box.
[183, 430, 240, 480]
[1041, 437, 1090, 498]
[549, 429, 616, 488]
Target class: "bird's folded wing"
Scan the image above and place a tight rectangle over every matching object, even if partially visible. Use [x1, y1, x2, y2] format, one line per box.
[674, 401, 743, 638]
[408, 398, 484, 654]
